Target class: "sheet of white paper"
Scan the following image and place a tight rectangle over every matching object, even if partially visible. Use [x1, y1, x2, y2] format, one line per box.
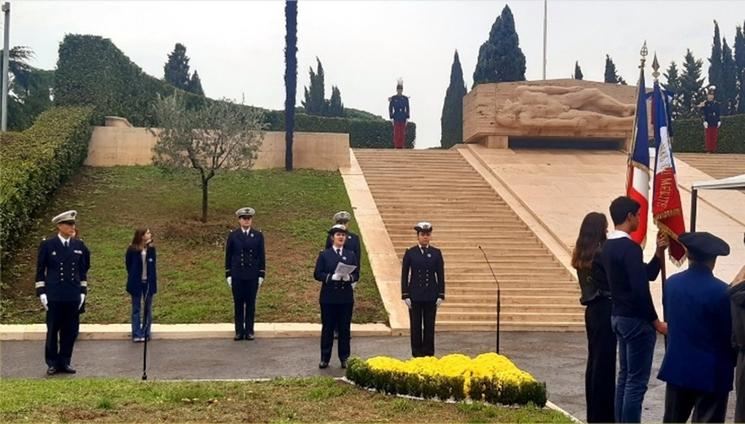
[334, 262, 357, 277]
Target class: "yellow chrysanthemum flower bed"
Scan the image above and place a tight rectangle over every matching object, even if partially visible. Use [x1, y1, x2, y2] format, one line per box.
[345, 353, 547, 407]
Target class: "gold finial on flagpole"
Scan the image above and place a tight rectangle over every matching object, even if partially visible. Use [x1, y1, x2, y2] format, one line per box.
[652, 53, 660, 80]
[640, 41, 648, 68]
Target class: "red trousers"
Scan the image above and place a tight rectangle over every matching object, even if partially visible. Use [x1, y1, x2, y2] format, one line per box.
[393, 121, 406, 149]
[705, 127, 718, 153]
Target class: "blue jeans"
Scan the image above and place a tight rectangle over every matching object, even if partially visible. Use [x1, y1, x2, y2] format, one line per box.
[612, 315, 657, 423]
[131, 281, 154, 339]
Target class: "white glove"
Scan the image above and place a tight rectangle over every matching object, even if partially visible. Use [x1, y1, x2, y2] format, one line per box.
[351, 282, 357, 290]
[226, 277, 232, 288]
[342, 274, 351, 282]
[717, 121, 721, 128]
[331, 273, 341, 281]
[40, 294, 48, 311]
[258, 277, 264, 287]
[436, 298, 443, 307]
[404, 298, 412, 309]
[79, 294, 86, 310]
[703, 121, 708, 128]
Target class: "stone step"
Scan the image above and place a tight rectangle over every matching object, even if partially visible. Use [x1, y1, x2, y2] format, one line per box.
[442, 303, 582, 314]
[446, 294, 578, 305]
[435, 321, 584, 332]
[438, 311, 584, 323]
[445, 281, 577, 289]
[446, 287, 577, 296]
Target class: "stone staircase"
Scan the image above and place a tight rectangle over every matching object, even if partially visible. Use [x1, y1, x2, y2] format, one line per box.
[676, 153, 745, 180]
[354, 149, 584, 331]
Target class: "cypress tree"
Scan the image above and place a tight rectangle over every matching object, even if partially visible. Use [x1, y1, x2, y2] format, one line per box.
[440, 50, 467, 149]
[721, 38, 737, 114]
[327, 86, 344, 117]
[472, 5, 526, 86]
[604, 55, 625, 84]
[187, 70, 204, 96]
[679, 49, 706, 119]
[302, 58, 326, 115]
[734, 24, 745, 113]
[708, 20, 723, 96]
[573, 61, 583, 80]
[164, 43, 191, 91]
[662, 61, 681, 118]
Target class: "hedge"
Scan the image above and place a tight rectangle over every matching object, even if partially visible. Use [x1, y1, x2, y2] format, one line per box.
[55, 34, 415, 148]
[345, 354, 547, 407]
[672, 113, 745, 153]
[0, 106, 94, 257]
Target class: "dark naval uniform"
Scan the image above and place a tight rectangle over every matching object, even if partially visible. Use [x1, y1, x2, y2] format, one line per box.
[35, 235, 89, 369]
[225, 227, 265, 338]
[388, 94, 410, 149]
[313, 247, 359, 365]
[324, 230, 361, 269]
[658, 264, 734, 422]
[401, 244, 445, 357]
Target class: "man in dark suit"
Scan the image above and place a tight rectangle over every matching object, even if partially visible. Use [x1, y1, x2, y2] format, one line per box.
[401, 221, 445, 357]
[658, 232, 734, 423]
[225, 207, 265, 341]
[314, 224, 359, 369]
[388, 79, 410, 149]
[35, 210, 89, 375]
[601, 196, 668, 422]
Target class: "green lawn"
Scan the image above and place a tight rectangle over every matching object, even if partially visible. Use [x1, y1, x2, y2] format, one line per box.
[0, 166, 386, 324]
[0, 377, 571, 423]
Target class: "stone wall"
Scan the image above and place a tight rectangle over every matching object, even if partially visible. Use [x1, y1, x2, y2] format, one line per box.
[85, 119, 350, 170]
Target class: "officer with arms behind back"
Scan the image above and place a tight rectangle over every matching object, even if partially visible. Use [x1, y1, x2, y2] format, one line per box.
[35, 210, 89, 375]
[225, 207, 266, 341]
[401, 221, 445, 357]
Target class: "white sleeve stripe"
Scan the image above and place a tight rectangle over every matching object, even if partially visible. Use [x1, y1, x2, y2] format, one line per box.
[80, 281, 88, 287]
[35, 281, 45, 288]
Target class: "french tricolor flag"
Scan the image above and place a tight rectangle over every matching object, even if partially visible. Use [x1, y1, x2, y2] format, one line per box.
[626, 66, 650, 245]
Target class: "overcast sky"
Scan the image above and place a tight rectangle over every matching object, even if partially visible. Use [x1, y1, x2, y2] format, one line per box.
[6, 1, 745, 148]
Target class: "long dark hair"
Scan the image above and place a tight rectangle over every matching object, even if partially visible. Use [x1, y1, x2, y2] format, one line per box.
[572, 212, 608, 270]
[128, 228, 151, 251]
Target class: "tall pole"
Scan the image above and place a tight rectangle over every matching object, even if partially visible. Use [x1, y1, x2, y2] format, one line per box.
[1, 2, 10, 132]
[542, 0, 547, 80]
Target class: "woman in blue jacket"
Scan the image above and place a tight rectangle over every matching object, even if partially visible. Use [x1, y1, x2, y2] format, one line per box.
[125, 228, 157, 342]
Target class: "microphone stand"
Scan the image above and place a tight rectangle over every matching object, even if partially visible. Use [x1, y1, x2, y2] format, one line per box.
[478, 246, 501, 354]
[142, 280, 150, 381]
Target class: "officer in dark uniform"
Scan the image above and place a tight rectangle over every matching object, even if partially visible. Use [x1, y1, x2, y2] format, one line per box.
[225, 207, 265, 341]
[401, 221, 445, 357]
[35, 210, 89, 375]
[700, 86, 721, 153]
[313, 224, 359, 369]
[658, 232, 734, 423]
[388, 79, 410, 149]
[324, 211, 361, 270]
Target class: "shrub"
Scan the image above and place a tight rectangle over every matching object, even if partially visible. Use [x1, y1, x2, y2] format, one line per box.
[671, 113, 745, 153]
[0, 106, 94, 257]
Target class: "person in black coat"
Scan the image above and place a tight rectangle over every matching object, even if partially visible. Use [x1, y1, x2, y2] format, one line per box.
[729, 236, 745, 422]
[401, 221, 445, 357]
[314, 224, 359, 369]
[388, 79, 410, 149]
[225, 207, 266, 341]
[699, 86, 721, 153]
[572, 212, 615, 423]
[35, 210, 89, 375]
[124, 228, 157, 342]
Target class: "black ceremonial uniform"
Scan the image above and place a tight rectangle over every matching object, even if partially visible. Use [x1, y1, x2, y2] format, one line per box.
[324, 230, 361, 269]
[35, 235, 89, 368]
[313, 247, 359, 364]
[225, 227, 265, 338]
[401, 244, 445, 357]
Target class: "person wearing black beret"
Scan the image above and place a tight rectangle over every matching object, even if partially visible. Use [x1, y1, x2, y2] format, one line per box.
[313, 224, 359, 369]
[657, 231, 734, 423]
[401, 221, 445, 357]
[728, 233, 745, 422]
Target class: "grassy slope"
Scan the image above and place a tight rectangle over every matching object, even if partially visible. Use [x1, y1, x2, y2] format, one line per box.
[0, 166, 386, 324]
[0, 377, 571, 423]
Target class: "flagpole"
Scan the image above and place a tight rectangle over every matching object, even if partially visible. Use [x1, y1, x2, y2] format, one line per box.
[627, 42, 647, 187]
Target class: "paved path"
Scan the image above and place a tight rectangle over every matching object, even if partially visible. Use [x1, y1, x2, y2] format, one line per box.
[0, 332, 736, 422]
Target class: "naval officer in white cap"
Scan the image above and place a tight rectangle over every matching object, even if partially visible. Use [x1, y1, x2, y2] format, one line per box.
[35, 210, 89, 375]
[225, 207, 266, 340]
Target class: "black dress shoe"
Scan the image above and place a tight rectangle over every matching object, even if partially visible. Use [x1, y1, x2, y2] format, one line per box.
[246, 333, 255, 340]
[59, 365, 76, 374]
[340, 360, 348, 369]
[318, 361, 329, 369]
[46, 366, 58, 375]
[234, 334, 244, 341]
